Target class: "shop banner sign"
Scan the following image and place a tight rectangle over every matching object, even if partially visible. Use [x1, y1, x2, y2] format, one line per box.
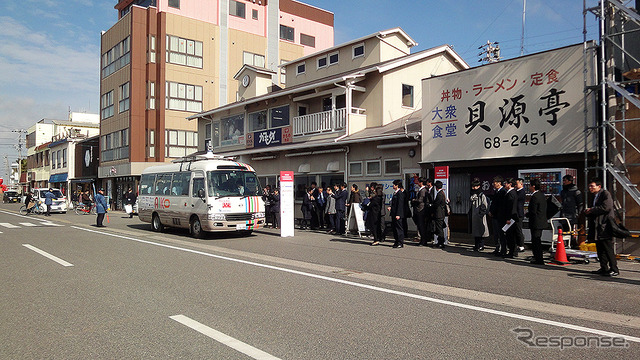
[422, 43, 596, 163]
[280, 171, 295, 237]
[246, 126, 293, 149]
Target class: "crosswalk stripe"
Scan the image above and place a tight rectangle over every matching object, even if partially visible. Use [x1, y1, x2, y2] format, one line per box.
[38, 221, 64, 227]
[0, 223, 20, 228]
[19, 223, 38, 227]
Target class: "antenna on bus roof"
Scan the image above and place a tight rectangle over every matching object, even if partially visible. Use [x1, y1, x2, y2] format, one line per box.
[171, 144, 236, 163]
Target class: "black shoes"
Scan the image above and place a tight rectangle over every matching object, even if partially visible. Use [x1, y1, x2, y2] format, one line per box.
[591, 268, 609, 275]
[392, 244, 404, 248]
[530, 260, 545, 265]
[609, 271, 620, 277]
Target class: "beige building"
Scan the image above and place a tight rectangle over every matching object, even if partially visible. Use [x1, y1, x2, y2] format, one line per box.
[190, 28, 468, 220]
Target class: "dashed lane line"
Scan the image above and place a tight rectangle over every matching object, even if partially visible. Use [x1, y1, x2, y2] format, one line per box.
[22, 244, 74, 267]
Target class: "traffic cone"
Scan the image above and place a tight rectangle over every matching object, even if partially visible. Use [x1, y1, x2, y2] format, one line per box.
[551, 228, 570, 266]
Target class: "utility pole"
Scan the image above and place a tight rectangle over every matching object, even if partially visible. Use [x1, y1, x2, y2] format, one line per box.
[520, 0, 526, 56]
[12, 129, 27, 161]
[478, 41, 502, 64]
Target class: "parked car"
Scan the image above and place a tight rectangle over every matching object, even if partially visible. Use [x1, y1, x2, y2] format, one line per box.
[3, 191, 20, 203]
[33, 188, 67, 213]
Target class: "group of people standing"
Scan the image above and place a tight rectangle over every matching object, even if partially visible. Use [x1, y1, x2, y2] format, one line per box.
[262, 185, 281, 229]
[300, 182, 350, 235]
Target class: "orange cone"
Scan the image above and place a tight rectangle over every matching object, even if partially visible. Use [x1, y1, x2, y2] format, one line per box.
[551, 228, 570, 266]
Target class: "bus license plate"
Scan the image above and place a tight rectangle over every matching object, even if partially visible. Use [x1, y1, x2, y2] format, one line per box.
[236, 224, 247, 230]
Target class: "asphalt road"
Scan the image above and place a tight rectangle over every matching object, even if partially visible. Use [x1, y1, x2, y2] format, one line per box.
[1, 203, 639, 359]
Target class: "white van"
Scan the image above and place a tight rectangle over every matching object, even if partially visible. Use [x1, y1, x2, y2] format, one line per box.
[33, 188, 68, 213]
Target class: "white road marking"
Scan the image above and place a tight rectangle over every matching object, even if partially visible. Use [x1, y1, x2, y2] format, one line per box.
[0, 222, 20, 228]
[71, 226, 640, 344]
[38, 221, 64, 227]
[22, 244, 74, 267]
[170, 315, 281, 360]
[19, 222, 38, 227]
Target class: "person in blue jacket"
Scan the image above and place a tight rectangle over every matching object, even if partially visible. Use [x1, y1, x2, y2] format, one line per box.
[44, 188, 55, 216]
[94, 188, 108, 227]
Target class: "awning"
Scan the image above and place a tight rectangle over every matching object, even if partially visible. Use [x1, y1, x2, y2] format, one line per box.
[49, 173, 68, 183]
[70, 178, 94, 183]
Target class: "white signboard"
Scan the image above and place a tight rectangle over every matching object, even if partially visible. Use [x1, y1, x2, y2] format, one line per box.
[422, 43, 595, 163]
[280, 171, 295, 237]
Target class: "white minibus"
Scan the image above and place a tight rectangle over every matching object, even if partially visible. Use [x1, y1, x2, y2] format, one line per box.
[138, 152, 265, 237]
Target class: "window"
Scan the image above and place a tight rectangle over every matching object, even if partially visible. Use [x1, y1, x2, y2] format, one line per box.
[119, 82, 130, 113]
[230, 0, 246, 18]
[101, 37, 130, 78]
[366, 160, 381, 176]
[155, 173, 173, 195]
[243, 51, 265, 67]
[349, 162, 363, 176]
[148, 35, 156, 63]
[317, 56, 327, 69]
[166, 35, 203, 68]
[329, 52, 339, 65]
[166, 81, 203, 112]
[51, 152, 56, 169]
[221, 114, 244, 146]
[168, 0, 180, 9]
[249, 110, 267, 132]
[402, 84, 414, 108]
[62, 149, 67, 168]
[300, 33, 315, 47]
[140, 174, 155, 195]
[384, 159, 401, 175]
[165, 129, 198, 158]
[280, 25, 294, 41]
[252, 9, 258, 20]
[270, 105, 290, 128]
[148, 130, 155, 158]
[147, 81, 156, 110]
[101, 130, 130, 162]
[296, 62, 305, 75]
[57, 150, 61, 169]
[353, 43, 365, 58]
[101, 90, 114, 119]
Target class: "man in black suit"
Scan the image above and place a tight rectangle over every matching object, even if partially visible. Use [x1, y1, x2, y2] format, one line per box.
[527, 178, 547, 265]
[388, 179, 405, 248]
[502, 178, 519, 258]
[488, 176, 506, 255]
[333, 182, 348, 235]
[585, 178, 619, 276]
[515, 178, 526, 252]
[413, 177, 429, 246]
[433, 180, 447, 249]
[424, 178, 436, 245]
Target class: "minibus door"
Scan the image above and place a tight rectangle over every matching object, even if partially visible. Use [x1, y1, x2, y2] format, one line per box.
[190, 172, 207, 220]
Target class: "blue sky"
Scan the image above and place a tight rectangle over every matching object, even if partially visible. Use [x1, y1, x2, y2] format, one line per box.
[0, 0, 599, 178]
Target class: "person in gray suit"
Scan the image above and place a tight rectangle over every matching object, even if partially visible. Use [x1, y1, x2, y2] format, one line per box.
[585, 178, 619, 276]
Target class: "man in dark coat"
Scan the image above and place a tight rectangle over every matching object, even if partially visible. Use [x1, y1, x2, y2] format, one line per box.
[413, 177, 429, 246]
[388, 179, 405, 248]
[585, 178, 619, 276]
[527, 179, 547, 265]
[488, 176, 506, 255]
[333, 182, 348, 235]
[502, 178, 519, 257]
[560, 174, 584, 228]
[432, 180, 447, 249]
[124, 187, 137, 218]
[424, 178, 435, 244]
[515, 178, 527, 252]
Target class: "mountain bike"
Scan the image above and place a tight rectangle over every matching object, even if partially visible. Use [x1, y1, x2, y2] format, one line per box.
[19, 201, 44, 216]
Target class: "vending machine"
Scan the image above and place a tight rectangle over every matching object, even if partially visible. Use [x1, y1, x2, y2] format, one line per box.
[518, 168, 577, 245]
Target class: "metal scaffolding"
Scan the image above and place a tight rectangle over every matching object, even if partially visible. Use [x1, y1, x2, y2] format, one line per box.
[584, 1, 640, 246]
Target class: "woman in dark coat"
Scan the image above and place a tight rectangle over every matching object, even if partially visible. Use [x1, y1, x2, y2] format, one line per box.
[369, 185, 384, 246]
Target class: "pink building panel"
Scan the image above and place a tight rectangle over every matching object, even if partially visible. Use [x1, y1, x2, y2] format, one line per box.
[280, 12, 334, 56]
[228, 2, 267, 37]
[156, 0, 219, 25]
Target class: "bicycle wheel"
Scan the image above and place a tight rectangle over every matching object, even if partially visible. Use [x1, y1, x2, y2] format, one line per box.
[90, 206, 97, 215]
[75, 206, 83, 215]
[34, 205, 43, 215]
[19, 205, 27, 215]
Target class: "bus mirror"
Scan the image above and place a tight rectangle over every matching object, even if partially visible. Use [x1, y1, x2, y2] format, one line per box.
[198, 188, 205, 199]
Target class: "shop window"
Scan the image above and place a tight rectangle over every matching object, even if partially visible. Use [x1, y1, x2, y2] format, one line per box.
[221, 114, 244, 146]
[384, 159, 401, 175]
[349, 162, 363, 177]
[366, 160, 381, 176]
[249, 110, 267, 132]
[270, 105, 290, 128]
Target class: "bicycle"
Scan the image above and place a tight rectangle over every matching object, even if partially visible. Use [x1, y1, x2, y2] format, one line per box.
[19, 201, 44, 216]
[75, 202, 97, 215]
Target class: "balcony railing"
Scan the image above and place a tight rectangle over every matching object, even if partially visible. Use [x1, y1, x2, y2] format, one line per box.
[292, 108, 347, 136]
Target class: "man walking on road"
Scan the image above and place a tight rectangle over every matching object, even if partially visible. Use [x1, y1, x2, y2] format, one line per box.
[124, 188, 137, 218]
[585, 178, 619, 277]
[95, 188, 108, 228]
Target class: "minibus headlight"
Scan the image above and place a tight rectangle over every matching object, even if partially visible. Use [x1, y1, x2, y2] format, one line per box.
[254, 212, 265, 219]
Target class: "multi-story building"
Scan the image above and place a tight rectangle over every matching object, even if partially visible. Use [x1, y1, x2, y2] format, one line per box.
[25, 114, 100, 193]
[189, 28, 469, 222]
[99, 0, 334, 208]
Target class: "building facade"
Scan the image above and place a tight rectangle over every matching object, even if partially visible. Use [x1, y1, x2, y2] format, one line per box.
[99, 0, 334, 209]
[190, 28, 468, 221]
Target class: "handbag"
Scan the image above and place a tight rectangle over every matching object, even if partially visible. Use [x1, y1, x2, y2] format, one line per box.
[125, 204, 133, 214]
[609, 217, 631, 238]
